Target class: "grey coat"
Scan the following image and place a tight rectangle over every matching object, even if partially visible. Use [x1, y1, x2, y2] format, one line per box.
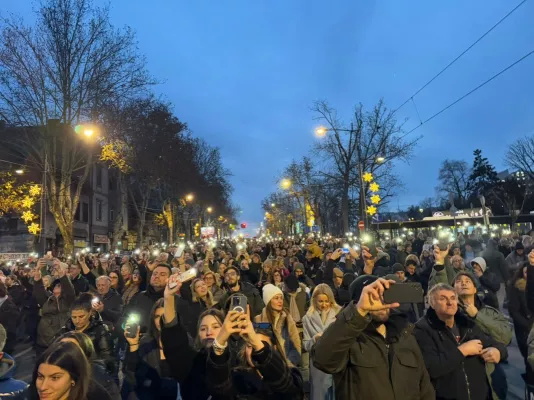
[303, 308, 337, 400]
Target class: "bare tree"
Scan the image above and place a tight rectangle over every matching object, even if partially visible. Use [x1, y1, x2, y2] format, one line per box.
[435, 160, 471, 206]
[505, 137, 534, 181]
[0, 0, 154, 254]
[312, 99, 419, 233]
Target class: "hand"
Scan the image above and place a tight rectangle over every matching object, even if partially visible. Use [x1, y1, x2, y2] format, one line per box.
[216, 310, 246, 346]
[92, 301, 104, 312]
[349, 247, 361, 260]
[56, 261, 68, 278]
[361, 245, 377, 273]
[433, 245, 450, 265]
[464, 303, 478, 318]
[164, 274, 182, 298]
[458, 339, 483, 357]
[239, 313, 264, 351]
[37, 258, 46, 270]
[314, 333, 323, 342]
[481, 347, 501, 363]
[528, 250, 534, 266]
[124, 324, 141, 348]
[473, 267, 483, 278]
[331, 249, 343, 260]
[355, 278, 399, 316]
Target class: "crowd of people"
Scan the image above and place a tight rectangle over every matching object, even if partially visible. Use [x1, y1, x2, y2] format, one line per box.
[0, 229, 534, 399]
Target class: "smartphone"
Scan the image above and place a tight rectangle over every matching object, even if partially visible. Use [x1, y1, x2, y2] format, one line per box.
[366, 240, 378, 257]
[342, 247, 350, 254]
[438, 238, 449, 251]
[177, 268, 197, 284]
[231, 294, 248, 313]
[175, 244, 185, 258]
[125, 314, 140, 338]
[383, 282, 424, 304]
[91, 297, 100, 305]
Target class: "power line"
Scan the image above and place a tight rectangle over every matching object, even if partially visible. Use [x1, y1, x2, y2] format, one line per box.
[405, 48, 534, 135]
[394, 0, 528, 113]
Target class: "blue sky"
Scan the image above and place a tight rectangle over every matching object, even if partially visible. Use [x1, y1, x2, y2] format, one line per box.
[4, 0, 534, 233]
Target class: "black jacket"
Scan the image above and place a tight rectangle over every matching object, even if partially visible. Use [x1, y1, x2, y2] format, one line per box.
[123, 286, 164, 334]
[206, 343, 304, 399]
[482, 241, 508, 283]
[313, 302, 434, 400]
[71, 274, 90, 296]
[218, 282, 265, 318]
[59, 315, 114, 363]
[414, 307, 508, 400]
[7, 284, 25, 308]
[99, 289, 123, 327]
[0, 297, 20, 354]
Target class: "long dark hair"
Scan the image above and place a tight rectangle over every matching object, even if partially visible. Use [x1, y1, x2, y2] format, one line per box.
[29, 341, 90, 400]
[148, 298, 165, 342]
[194, 308, 225, 350]
[109, 271, 124, 294]
[56, 331, 96, 360]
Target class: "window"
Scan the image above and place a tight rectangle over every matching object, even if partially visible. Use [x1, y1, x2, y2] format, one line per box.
[82, 202, 89, 223]
[74, 204, 81, 221]
[110, 207, 114, 222]
[96, 167, 102, 188]
[96, 200, 103, 221]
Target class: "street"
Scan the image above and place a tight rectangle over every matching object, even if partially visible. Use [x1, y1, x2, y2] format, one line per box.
[10, 330, 528, 399]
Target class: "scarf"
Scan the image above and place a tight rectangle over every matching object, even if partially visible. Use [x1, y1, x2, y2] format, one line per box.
[287, 290, 301, 323]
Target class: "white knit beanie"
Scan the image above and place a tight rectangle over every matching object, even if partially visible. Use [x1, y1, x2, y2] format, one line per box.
[262, 283, 283, 306]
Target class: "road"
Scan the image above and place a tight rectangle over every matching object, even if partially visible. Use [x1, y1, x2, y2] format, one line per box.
[10, 334, 528, 399]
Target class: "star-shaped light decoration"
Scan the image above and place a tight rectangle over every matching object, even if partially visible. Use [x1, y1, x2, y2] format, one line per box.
[28, 222, 41, 235]
[29, 184, 42, 197]
[362, 172, 373, 183]
[366, 205, 377, 216]
[369, 182, 380, 193]
[22, 196, 35, 209]
[21, 210, 35, 223]
[371, 194, 381, 204]
[4, 182, 13, 191]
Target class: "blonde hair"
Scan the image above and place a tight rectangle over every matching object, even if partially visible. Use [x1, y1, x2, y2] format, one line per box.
[191, 278, 215, 307]
[203, 271, 221, 287]
[306, 284, 341, 316]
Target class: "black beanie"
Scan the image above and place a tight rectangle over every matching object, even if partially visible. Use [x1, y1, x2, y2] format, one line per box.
[516, 242, 525, 250]
[285, 275, 300, 292]
[392, 263, 405, 273]
[349, 275, 378, 302]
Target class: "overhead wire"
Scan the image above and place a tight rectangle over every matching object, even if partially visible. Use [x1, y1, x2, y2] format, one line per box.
[393, 0, 528, 113]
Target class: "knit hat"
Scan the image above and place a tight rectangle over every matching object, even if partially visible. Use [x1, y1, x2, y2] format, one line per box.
[392, 263, 405, 273]
[470, 257, 487, 272]
[284, 275, 300, 292]
[384, 273, 401, 283]
[294, 263, 305, 273]
[262, 283, 283, 306]
[333, 268, 344, 279]
[453, 271, 477, 287]
[349, 275, 378, 302]
[405, 259, 418, 268]
[516, 241, 525, 250]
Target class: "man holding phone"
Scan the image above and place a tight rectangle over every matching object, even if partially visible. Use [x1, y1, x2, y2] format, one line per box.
[313, 247, 434, 400]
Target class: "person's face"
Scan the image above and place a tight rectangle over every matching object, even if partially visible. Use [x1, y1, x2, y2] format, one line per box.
[53, 284, 61, 297]
[71, 309, 91, 330]
[68, 265, 80, 279]
[36, 363, 74, 400]
[422, 250, 429, 258]
[150, 266, 170, 289]
[334, 276, 343, 287]
[42, 276, 51, 288]
[465, 244, 472, 252]
[204, 274, 215, 288]
[198, 315, 222, 347]
[305, 252, 312, 261]
[96, 278, 111, 295]
[218, 264, 227, 276]
[453, 248, 461, 256]
[472, 263, 482, 275]
[5, 276, 13, 287]
[194, 280, 208, 298]
[120, 265, 131, 279]
[452, 258, 464, 270]
[406, 265, 416, 275]
[395, 271, 406, 281]
[325, 253, 332, 261]
[121, 256, 129, 264]
[224, 269, 239, 287]
[295, 269, 303, 278]
[281, 250, 286, 257]
[432, 289, 458, 318]
[252, 255, 260, 264]
[241, 260, 249, 269]
[109, 273, 119, 288]
[517, 249, 525, 256]
[153, 307, 164, 332]
[454, 275, 477, 297]
[316, 294, 330, 312]
[132, 270, 140, 283]
[406, 246, 412, 253]
[270, 293, 284, 312]
[273, 272, 282, 283]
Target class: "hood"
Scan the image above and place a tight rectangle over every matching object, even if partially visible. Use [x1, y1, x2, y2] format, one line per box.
[376, 251, 390, 262]
[0, 353, 16, 380]
[470, 257, 487, 272]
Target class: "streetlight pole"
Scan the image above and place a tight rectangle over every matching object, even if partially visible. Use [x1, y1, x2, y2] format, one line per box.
[39, 153, 48, 255]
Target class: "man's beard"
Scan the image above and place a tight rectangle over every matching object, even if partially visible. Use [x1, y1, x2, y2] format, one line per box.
[370, 309, 390, 324]
[227, 280, 238, 289]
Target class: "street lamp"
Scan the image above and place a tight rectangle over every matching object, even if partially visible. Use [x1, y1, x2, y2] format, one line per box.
[419, 208, 424, 213]
[376, 156, 386, 163]
[186, 193, 194, 202]
[207, 207, 213, 213]
[271, 203, 276, 208]
[315, 126, 328, 138]
[280, 179, 292, 190]
[15, 169, 24, 175]
[83, 129, 94, 138]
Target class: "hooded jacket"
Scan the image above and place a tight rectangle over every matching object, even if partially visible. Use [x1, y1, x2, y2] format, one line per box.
[482, 240, 509, 283]
[312, 303, 434, 400]
[471, 257, 500, 309]
[414, 307, 508, 400]
[0, 353, 28, 397]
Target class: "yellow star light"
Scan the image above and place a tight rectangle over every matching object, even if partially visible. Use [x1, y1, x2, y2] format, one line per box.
[366, 205, 377, 216]
[362, 172, 373, 183]
[21, 210, 36, 223]
[28, 222, 41, 235]
[4, 182, 13, 191]
[371, 194, 381, 204]
[22, 196, 35, 209]
[29, 185, 42, 197]
[370, 182, 380, 192]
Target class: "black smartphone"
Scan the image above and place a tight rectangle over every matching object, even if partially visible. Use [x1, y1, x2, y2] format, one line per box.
[438, 237, 449, 251]
[231, 294, 248, 313]
[366, 238, 378, 257]
[383, 282, 424, 304]
[125, 322, 139, 338]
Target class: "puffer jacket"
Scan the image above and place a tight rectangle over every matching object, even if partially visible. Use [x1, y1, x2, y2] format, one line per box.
[34, 275, 75, 347]
[414, 307, 508, 400]
[0, 353, 28, 397]
[312, 303, 434, 400]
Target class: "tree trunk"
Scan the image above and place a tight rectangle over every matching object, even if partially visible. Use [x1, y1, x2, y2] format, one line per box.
[163, 200, 174, 245]
[341, 182, 350, 234]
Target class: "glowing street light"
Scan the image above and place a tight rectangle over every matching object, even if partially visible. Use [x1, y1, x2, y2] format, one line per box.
[280, 179, 292, 190]
[271, 203, 276, 208]
[207, 207, 213, 213]
[315, 126, 328, 138]
[15, 169, 24, 175]
[376, 156, 386, 163]
[186, 193, 194, 202]
[83, 129, 94, 138]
